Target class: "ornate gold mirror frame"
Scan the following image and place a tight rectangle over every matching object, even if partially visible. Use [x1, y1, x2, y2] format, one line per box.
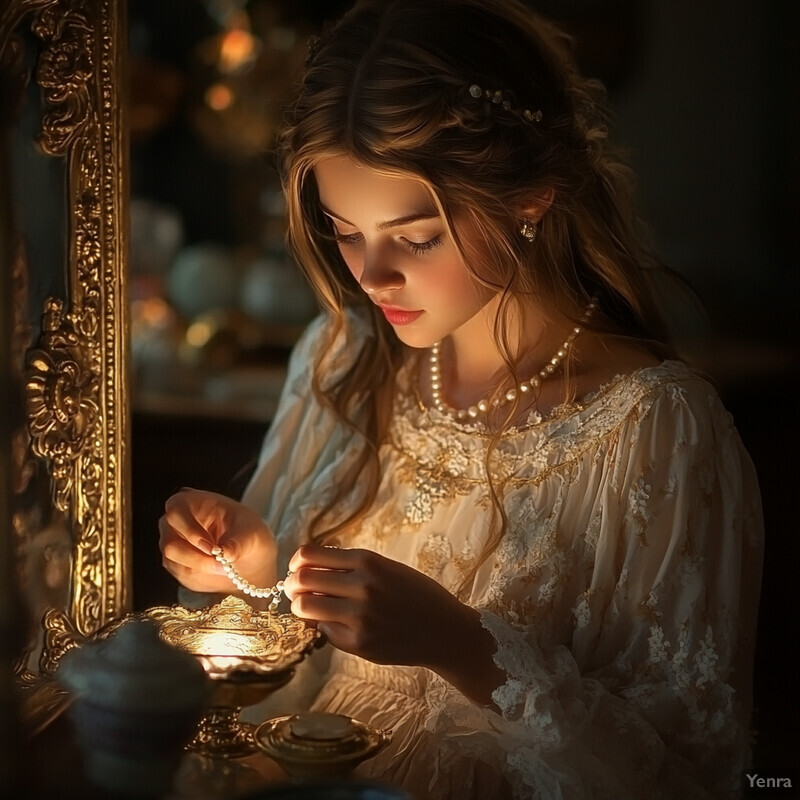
[1, 0, 131, 705]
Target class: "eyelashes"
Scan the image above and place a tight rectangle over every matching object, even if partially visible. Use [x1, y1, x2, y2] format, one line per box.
[332, 232, 444, 256]
[404, 237, 443, 255]
[331, 232, 361, 246]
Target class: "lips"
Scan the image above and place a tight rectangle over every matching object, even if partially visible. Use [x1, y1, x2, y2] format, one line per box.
[377, 305, 423, 326]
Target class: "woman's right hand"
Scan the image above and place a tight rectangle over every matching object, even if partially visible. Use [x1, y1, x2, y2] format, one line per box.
[158, 489, 277, 594]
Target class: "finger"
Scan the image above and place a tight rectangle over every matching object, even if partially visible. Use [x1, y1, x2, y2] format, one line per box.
[316, 621, 352, 648]
[288, 544, 366, 573]
[290, 591, 355, 624]
[215, 532, 244, 562]
[284, 564, 363, 601]
[161, 535, 228, 575]
[162, 496, 215, 554]
[158, 516, 213, 562]
[161, 553, 229, 592]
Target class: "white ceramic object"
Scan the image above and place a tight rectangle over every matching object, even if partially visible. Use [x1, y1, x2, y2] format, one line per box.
[57, 619, 210, 797]
[167, 243, 239, 318]
[239, 256, 318, 325]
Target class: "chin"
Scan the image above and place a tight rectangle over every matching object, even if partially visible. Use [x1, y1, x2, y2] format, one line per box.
[388, 326, 437, 350]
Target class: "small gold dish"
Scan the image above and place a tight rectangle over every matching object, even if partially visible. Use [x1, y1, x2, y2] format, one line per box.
[255, 712, 391, 778]
[147, 596, 321, 757]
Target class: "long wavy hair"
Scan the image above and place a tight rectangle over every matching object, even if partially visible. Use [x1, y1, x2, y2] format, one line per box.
[277, 0, 684, 588]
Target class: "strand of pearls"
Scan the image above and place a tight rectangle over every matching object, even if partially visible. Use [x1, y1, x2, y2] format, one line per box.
[429, 298, 597, 420]
[211, 545, 287, 612]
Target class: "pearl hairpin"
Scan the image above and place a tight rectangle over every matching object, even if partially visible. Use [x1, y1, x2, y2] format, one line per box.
[468, 84, 543, 125]
[211, 545, 288, 612]
[429, 298, 597, 421]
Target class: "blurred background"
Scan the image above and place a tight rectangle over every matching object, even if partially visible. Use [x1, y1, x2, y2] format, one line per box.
[79, 0, 800, 782]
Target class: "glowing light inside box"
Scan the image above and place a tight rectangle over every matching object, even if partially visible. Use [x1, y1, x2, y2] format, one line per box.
[193, 631, 266, 657]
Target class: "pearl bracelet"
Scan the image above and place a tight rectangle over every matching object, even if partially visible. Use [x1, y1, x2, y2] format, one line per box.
[211, 545, 287, 612]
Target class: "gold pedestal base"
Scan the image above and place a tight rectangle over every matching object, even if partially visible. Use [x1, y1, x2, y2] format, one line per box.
[187, 706, 257, 759]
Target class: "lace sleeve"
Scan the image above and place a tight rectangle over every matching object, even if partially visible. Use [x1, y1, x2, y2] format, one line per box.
[423, 380, 764, 800]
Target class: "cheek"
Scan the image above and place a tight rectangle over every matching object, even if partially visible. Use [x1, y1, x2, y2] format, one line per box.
[437, 261, 484, 301]
[338, 250, 362, 282]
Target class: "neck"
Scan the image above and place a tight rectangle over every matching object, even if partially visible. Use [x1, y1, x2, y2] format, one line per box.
[445, 297, 553, 388]
[426, 296, 596, 421]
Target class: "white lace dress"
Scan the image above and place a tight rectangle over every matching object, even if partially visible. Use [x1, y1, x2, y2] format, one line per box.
[238, 313, 763, 800]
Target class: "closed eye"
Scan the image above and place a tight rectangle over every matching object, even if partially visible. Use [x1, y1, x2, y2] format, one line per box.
[330, 227, 443, 256]
[402, 236, 442, 255]
[333, 232, 363, 246]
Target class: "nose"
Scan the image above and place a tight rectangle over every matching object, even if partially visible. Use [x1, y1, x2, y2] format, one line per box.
[357, 252, 405, 295]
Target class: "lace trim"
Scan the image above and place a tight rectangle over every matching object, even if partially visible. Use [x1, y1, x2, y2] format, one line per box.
[389, 360, 702, 486]
[402, 357, 694, 437]
[481, 609, 600, 744]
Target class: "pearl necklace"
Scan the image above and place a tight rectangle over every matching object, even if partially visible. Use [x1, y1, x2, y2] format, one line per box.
[212, 545, 288, 612]
[429, 299, 597, 420]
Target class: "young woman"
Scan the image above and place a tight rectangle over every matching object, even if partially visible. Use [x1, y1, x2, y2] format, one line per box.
[159, 1, 763, 797]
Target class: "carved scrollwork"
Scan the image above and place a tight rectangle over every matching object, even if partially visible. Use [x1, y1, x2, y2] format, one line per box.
[32, 2, 95, 155]
[26, 297, 100, 512]
[38, 605, 85, 675]
[2, 0, 130, 666]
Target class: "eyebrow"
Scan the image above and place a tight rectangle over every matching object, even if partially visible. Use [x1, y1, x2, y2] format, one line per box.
[319, 203, 440, 230]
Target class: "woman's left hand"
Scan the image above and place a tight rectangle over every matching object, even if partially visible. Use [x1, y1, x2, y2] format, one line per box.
[284, 544, 475, 669]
